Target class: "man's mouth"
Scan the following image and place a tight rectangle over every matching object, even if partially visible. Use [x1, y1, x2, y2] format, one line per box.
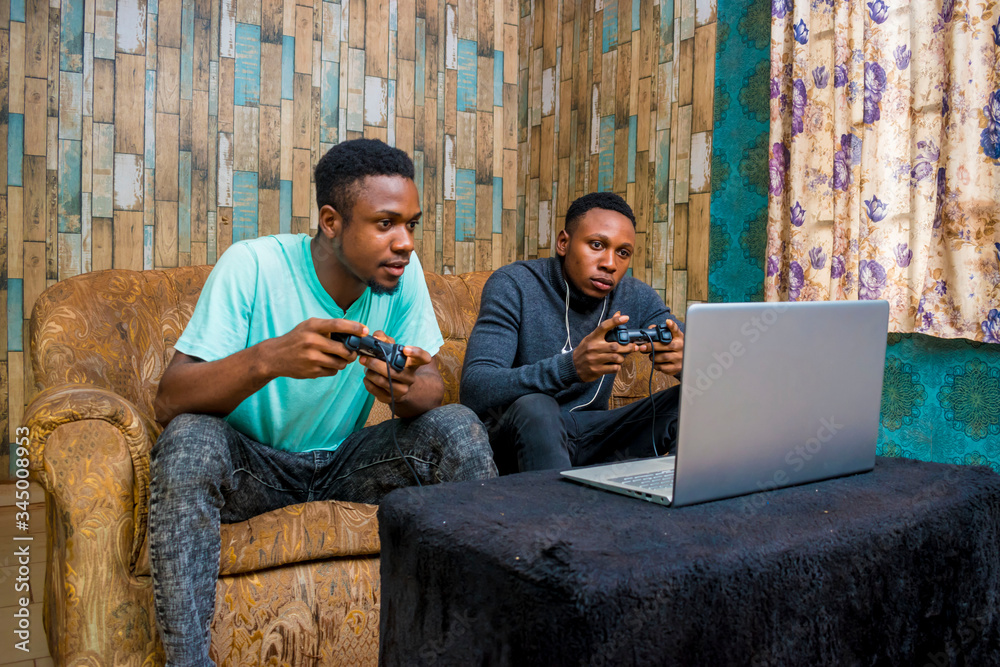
[590, 276, 614, 291]
[382, 260, 409, 277]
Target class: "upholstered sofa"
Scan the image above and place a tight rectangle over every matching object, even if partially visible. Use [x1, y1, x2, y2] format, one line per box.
[23, 264, 674, 666]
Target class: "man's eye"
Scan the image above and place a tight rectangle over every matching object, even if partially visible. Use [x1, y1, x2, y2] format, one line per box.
[591, 241, 603, 250]
[378, 219, 392, 228]
[407, 220, 419, 231]
[619, 250, 632, 258]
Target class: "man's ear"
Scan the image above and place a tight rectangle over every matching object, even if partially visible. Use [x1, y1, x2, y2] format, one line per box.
[317, 204, 344, 239]
[555, 229, 570, 257]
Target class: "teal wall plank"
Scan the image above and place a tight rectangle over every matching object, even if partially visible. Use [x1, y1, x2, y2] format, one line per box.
[632, 0, 641, 32]
[279, 179, 292, 234]
[457, 39, 477, 113]
[598, 115, 615, 192]
[207, 212, 217, 263]
[58, 140, 82, 233]
[145, 70, 157, 168]
[144, 224, 154, 270]
[7, 114, 23, 187]
[60, 0, 85, 73]
[493, 176, 502, 234]
[181, 0, 195, 100]
[437, 71, 444, 121]
[388, 79, 397, 146]
[494, 51, 503, 107]
[7, 279, 23, 352]
[179, 151, 192, 252]
[659, 0, 674, 63]
[455, 168, 475, 241]
[415, 19, 426, 103]
[281, 35, 294, 101]
[92, 123, 114, 218]
[602, 0, 618, 54]
[233, 171, 259, 242]
[209, 61, 219, 116]
[320, 61, 340, 144]
[413, 150, 424, 235]
[654, 129, 670, 221]
[11, 0, 25, 23]
[235, 23, 262, 107]
[59, 72, 83, 140]
[94, 0, 115, 59]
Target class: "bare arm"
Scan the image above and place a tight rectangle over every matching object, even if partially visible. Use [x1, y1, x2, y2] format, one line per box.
[154, 317, 368, 426]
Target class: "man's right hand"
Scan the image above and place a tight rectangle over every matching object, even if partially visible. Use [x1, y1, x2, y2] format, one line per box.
[572, 311, 638, 383]
[257, 318, 368, 380]
[155, 318, 369, 425]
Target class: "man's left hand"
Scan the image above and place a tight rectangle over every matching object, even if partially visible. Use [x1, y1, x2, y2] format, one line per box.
[638, 319, 683, 376]
[359, 331, 434, 404]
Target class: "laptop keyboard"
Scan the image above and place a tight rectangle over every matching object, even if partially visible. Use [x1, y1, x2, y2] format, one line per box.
[609, 469, 675, 491]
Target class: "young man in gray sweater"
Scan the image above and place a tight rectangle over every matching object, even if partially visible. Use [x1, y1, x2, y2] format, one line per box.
[460, 192, 685, 474]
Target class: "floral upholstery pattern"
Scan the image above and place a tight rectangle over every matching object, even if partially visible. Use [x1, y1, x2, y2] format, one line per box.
[210, 557, 380, 667]
[25, 265, 666, 665]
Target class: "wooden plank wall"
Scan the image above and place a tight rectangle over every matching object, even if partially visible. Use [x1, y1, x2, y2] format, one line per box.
[0, 0, 718, 474]
[517, 0, 716, 314]
[0, 0, 520, 475]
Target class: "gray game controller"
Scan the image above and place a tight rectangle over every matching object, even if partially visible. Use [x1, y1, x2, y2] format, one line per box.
[604, 323, 673, 346]
[331, 333, 407, 372]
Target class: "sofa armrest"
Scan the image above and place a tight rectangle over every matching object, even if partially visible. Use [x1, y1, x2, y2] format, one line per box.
[610, 352, 679, 409]
[22, 383, 157, 566]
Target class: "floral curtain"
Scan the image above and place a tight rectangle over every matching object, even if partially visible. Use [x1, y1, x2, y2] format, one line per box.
[767, 0, 1000, 341]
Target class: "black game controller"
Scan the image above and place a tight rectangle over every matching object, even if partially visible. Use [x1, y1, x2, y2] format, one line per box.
[331, 333, 407, 372]
[605, 323, 673, 346]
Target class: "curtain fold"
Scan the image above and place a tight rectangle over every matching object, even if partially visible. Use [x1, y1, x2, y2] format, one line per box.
[768, 0, 1000, 341]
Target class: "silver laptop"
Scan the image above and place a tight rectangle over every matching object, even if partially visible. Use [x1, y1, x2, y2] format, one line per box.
[561, 300, 889, 507]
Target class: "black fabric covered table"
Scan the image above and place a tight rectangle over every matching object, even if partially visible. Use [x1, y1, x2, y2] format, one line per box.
[378, 457, 1000, 666]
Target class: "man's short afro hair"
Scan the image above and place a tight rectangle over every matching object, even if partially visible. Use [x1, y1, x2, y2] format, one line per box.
[564, 191, 636, 234]
[314, 138, 415, 219]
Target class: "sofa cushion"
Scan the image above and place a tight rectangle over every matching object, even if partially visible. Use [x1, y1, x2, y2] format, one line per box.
[423, 271, 491, 405]
[134, 500, 380, 577]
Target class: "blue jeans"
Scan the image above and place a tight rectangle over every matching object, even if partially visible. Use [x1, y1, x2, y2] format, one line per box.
[148, 404, 496, 666]
[489, 387, 682, 473]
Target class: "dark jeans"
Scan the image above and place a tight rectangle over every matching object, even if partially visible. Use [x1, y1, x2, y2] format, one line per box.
[489, 386, 682, 473]
[148, 404, 496, 666]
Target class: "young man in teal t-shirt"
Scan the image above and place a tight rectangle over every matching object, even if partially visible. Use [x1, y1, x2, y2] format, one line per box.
[149, 139, 496, 666]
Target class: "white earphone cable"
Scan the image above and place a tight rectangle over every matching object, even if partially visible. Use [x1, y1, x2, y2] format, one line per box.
[562, 279, 609, 413]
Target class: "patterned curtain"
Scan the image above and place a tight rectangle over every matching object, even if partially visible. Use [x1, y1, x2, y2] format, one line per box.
[767, 0, 1000, 341]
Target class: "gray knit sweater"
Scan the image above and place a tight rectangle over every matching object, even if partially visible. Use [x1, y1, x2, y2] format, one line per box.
[460, 256, 683, 423]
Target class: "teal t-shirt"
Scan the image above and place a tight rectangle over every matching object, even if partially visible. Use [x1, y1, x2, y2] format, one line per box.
[175, 233, 444, 452]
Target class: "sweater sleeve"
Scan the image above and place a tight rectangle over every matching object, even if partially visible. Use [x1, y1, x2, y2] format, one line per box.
[460, 271, 580, 420]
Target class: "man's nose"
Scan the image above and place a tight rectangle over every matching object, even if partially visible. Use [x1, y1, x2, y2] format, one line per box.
[391, 226, 414, 253]
[598, 249, 616, 272]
